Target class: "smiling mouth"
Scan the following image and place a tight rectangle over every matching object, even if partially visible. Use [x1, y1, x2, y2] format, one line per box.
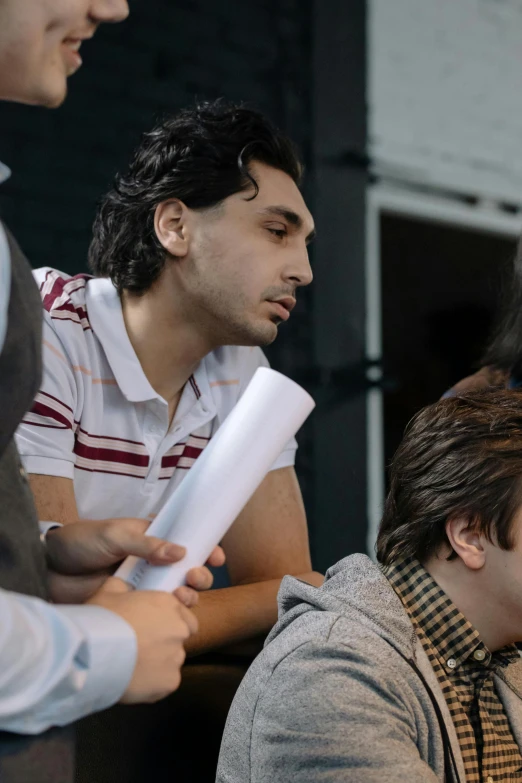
[62, 36, 91, 73]
[65, 38, 82, 51]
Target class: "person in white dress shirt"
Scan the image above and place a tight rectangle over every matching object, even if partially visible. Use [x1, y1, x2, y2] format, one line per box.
[0, 0, 223, 737]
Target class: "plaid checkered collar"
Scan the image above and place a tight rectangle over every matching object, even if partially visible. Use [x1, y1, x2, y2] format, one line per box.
[383, 556, 519, 673]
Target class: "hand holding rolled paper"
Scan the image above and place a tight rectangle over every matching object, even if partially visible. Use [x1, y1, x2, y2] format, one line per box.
[115, 367, 315, 592]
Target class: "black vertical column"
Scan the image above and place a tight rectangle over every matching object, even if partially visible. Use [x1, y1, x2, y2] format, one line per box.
[309, 0, 369, 571]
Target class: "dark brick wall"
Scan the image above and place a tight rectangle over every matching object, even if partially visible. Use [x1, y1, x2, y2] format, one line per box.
[0, 0, 318, 548]
[0, 0, 313, 273]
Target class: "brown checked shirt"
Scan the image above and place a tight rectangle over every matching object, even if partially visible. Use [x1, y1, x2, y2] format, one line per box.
[383, 556, 522, 783]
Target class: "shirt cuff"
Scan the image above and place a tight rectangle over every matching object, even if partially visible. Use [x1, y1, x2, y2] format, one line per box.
[20, 455, 75, 479]
[55, 604, 137, 717]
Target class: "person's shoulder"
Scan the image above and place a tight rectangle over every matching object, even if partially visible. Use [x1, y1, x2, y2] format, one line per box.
[248, 613, 421, 739]
[34, 267, 93, 333]
[225, 610, 411, 741]
[34, 268, 96, 368]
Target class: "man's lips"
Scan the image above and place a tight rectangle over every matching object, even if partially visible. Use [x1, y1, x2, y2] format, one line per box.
[266, 297, 296, 322]
[62, 40, 83, 71]
[62, 34, 93, 72]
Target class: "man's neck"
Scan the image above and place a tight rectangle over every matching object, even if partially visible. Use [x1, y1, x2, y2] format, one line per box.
[423, 553, 516, 652]
[121, 283, 212, 406]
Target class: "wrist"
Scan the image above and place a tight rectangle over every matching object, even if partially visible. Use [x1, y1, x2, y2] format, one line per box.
[41, 519, 118, 576]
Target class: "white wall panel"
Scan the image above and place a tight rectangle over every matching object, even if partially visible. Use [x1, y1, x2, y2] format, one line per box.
[369, 0, 522, 203]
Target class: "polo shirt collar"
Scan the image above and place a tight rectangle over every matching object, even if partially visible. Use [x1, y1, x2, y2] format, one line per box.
[85, 277, 214, 413]
[86, 277, 162, 402]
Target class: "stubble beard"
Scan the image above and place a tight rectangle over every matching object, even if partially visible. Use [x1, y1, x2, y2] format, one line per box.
[186, 245, 280, 348]
[196, 288, 279, 348]
[213, 307, 278, 347]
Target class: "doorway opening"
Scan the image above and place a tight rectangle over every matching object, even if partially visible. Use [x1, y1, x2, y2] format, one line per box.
[365, 185, 521, 551]
[381, 214, 516, 470]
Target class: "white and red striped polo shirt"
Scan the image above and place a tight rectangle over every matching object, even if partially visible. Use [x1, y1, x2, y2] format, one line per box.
[15, 268, 296, 521]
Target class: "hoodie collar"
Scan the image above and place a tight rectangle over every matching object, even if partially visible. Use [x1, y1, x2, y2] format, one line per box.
[272, 553, 416, 659]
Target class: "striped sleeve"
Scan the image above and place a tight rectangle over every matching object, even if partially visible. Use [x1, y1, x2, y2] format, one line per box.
[239, 348, 297, 472]
[15, 314, 78, 479]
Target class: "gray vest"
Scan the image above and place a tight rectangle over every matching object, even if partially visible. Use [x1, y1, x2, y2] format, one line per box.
[0, 225, 75, 783]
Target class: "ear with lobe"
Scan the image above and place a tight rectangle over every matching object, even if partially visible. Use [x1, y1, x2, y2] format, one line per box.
[446, 515, 486, 570]
[154, 200, 190, 258]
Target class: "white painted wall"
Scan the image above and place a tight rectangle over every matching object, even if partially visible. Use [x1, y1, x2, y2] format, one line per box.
[369, 0, 522, 204]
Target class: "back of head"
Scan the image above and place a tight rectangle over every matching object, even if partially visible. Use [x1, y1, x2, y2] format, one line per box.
[88, 99, 303, 295]
[376, 389, 522, 565]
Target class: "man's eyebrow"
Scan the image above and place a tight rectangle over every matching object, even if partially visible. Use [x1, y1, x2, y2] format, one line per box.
[258, 206, 316, 244]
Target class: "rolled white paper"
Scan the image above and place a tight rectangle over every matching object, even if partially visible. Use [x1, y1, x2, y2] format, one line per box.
[115, 367, 315, 592]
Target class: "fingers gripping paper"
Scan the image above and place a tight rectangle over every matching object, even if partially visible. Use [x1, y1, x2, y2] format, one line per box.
[115, 367, 315, 592]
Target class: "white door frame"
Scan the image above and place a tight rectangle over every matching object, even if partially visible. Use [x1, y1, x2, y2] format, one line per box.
[365, 182, 522, 556]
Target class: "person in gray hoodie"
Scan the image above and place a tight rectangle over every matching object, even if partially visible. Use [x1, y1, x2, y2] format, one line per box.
[217, 389, 522, 783]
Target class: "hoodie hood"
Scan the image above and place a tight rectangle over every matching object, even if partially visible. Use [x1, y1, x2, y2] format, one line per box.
[267, 553, 416, 659]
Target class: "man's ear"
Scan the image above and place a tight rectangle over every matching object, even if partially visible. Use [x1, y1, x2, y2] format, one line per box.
[154, 199, 190, 258]
[446, 514, 486, 570]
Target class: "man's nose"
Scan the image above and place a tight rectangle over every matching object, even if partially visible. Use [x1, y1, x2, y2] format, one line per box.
[284, 247, 313, 288]
[90, 0, 130, 24]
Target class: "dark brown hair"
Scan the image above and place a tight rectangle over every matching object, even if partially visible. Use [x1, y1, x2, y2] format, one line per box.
[376, 389, 522, 565]
[88, 99, 303, 296]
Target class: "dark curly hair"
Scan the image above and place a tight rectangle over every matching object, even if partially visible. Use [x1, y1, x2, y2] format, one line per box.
[88, 99, 304, 295]
[377, 389, 522, 565]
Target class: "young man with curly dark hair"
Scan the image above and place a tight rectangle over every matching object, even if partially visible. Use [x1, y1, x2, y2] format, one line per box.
[16, 100, 322, 656]
[218, 389, 522, 783]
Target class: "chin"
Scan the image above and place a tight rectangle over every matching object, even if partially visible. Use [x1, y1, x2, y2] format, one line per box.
[29, 65, 69, 108]
[40, 81, 68, 108]
[250, 322, 279, 347]
[1, 80, 66, 108]
[227, 322, 277, 348]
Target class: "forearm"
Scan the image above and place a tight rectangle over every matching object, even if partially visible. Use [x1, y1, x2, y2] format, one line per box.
[28, 474, 79, 525]
[185, 571, 323, 657]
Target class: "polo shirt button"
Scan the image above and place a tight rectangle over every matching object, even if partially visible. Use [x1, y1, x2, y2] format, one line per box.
[447, 658, 457, 669]
[487, 777, 494, 783]
[19, 465, 27, 480]
[473, 649, 486, 662]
